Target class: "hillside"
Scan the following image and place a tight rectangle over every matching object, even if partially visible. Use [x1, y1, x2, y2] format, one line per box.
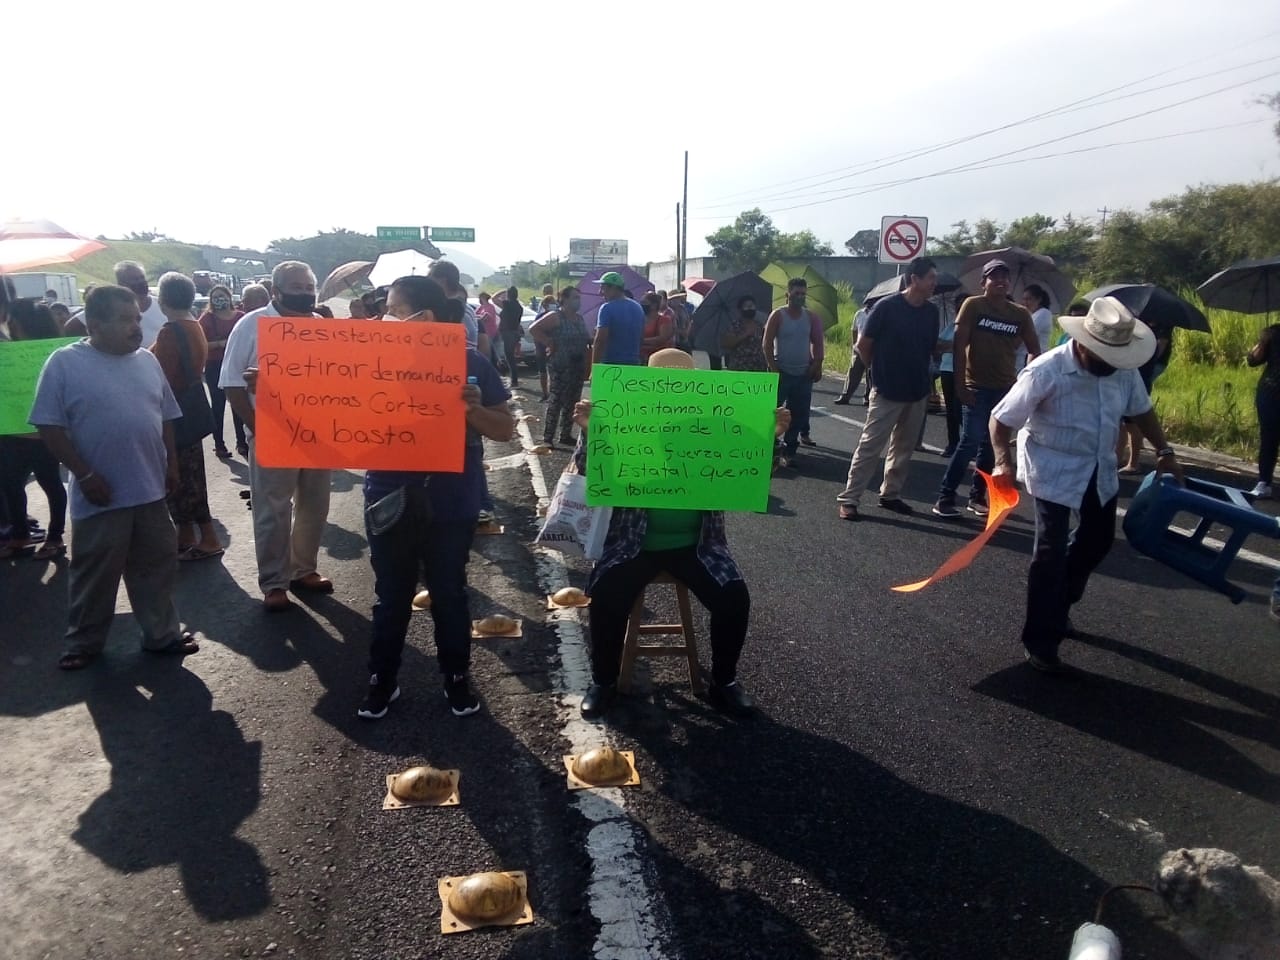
[23, 240, 214, 290]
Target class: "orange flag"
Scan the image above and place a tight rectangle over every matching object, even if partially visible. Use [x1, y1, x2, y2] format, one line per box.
[891, 471, 1019, 593]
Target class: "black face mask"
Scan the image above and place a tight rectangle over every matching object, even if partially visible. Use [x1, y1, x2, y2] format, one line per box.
[741, 308, 757, 319]
[128, 282, 149, 299]
[1082, 353, 1118, 377]
[277, 292, 317, 314]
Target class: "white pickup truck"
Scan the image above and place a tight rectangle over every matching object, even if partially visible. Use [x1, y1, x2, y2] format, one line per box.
[9, 272, 80, 305]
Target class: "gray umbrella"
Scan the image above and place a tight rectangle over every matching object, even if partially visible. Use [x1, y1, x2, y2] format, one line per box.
[863, 271, 962, 308]
[1196, 255, 1280, 314]
[1083, 283, 1211, 333]
[689, 271, 773, 354]
[959, 246, 1076, 311]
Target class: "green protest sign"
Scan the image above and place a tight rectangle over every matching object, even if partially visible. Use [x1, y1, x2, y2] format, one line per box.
[0, 338, 78, 436]
[584, 365, 778, 512]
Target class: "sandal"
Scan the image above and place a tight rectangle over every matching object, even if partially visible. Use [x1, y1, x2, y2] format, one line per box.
[148, 632, 199, 656]
[58, 652, 98, 671]
[33, 539, 66, 560]
[179, 545, 225, 562]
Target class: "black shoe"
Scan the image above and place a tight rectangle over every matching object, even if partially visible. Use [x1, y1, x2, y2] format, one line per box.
[215, 445, 233, 460]
[799, 435, 816, 448]
[444, 674, 481, 716]
[236, 442, 249, 457]
[1023, 648, 1066, 675]
[838, 504, 860, 522]
[967, 497, 990, 518]
[833, 396, 851, 405]
[580, 683, 616, 720]
[878, 497, 914, 515]
[708, 681, 755, 717]
[357, 673, 400, 720]
[932, 497, 962, 519]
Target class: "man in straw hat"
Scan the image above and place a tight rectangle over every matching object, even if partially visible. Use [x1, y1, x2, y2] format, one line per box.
[989, 296, 1183, 673]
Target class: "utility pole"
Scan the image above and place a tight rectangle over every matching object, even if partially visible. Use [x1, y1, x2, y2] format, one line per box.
[1096, 206, 1109, 237]
[675, 203, 682, 285]
[680, 150, 689, 285]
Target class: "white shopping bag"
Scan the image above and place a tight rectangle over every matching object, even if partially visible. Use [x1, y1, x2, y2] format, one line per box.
[535, 470, 612, 560]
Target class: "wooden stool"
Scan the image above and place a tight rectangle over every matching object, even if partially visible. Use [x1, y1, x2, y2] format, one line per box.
[617, 572, 704, 695]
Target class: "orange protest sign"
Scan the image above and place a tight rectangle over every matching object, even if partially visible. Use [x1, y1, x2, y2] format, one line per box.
[253, 316, 467, 471]
[891, 471, 1019, 593]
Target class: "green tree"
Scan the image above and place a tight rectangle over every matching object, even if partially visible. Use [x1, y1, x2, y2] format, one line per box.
[1259, 92, 1280, 146]
[706, 208, 833, 272]
[1000, 214, 1058, 250]
[844, 229, 880, 256]
[930, 218, 1001, 256]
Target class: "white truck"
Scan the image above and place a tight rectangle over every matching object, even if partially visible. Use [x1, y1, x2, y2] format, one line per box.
[10, 272, 80, 305]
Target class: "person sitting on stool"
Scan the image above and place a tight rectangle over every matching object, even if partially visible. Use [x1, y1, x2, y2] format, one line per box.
[573, 347, 789, 720]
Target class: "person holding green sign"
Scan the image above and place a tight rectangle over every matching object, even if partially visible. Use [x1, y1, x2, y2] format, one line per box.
[572, 348, 790, 722]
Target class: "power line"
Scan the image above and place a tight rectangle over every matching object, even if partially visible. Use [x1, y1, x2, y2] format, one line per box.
[690, 70, 1280, 219]
[699, 31, 1280, 207]
[684, 119, 1268, 222]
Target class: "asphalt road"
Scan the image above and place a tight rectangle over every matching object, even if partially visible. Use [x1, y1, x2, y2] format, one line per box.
[2, 373, 1278, 960]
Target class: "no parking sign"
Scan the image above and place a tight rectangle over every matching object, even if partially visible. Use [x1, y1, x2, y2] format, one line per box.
[878, 216, 928, 264]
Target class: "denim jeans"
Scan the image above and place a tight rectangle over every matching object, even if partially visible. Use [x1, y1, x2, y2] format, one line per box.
[205, 359, 245, 450]
[366, 487, 475, 682]
[776, 372, 813, 454]
[1021, 472, 1116, 659]
[938, 385, 1007, 501]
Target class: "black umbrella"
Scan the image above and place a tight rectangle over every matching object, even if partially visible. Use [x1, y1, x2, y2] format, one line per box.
[689, 271, 773, 354]
[1196, 255, 1280, 314]
[1083, 283, 1211, 333]
[863, 271, 962, 308]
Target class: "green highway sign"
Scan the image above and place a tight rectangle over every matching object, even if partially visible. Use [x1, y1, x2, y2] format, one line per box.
[376, 226, 422, 241]
[428, 226, 475, 243]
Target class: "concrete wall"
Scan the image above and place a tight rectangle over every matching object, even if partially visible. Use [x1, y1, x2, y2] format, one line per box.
[650, 255, 970, 301]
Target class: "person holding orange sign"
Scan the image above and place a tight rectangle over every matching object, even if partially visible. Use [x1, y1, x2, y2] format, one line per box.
[989, 296, 1183, 674]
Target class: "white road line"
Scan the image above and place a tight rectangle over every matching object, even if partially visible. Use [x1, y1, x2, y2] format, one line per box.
[512, 408, 670, 960]
[812, 406, 1279, 572]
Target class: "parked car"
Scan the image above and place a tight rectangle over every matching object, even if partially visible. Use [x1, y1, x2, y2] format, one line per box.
[468, 299, 539, 368]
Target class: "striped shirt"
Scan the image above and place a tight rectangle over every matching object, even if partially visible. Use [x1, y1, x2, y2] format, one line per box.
[992, 343, 1152, 509]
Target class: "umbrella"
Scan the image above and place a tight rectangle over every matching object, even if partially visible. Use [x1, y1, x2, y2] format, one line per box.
[318, 260, 374, 301]
[1083, 283, 1210, 333]
[759, 262, 839, 329]
[689, 271, 773, 355]
[1196, 255, 1280, 314]
[367, 248, 435, 287]
[958, 246, 1076, 312]
[863, 271, 962, 308]
[682, 276, 715, 296]
[0, 218, 106, 271]
[578, 265, 654, 333]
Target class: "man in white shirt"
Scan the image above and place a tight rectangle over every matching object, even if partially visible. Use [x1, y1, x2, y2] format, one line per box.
[220, 261, 333, 612]
[114, 261, 167, 348]
[990, 296, 1183, 673]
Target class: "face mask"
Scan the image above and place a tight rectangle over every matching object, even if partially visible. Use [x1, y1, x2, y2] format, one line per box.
[741, 308, 757, 319]
[277, 292, 317, 314]
[1082, 353, 1117, 377]
[128, 282, 149, 299]
[211, 297, 232, 310]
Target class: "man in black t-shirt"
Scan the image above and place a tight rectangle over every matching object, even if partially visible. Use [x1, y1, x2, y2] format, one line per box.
[835, 258, 939, 520]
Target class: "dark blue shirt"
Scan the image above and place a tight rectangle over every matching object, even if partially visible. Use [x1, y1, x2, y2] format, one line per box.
[863, 293, 939, 403]
[597, 298, 645, 365]
[364, 349, 510, 519]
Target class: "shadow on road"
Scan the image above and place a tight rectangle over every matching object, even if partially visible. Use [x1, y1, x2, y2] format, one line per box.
[73, 659, 268, 921]
[615, 693, 1195, 959]
[973, 657, 1280, 804]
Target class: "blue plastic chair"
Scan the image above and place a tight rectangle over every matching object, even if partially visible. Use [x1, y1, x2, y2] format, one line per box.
[1122, 472, 1280, 603]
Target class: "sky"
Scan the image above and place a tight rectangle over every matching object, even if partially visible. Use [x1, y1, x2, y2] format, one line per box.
[7, 0, 1279, 277]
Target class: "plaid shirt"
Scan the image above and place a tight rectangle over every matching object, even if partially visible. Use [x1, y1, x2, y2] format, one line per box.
[573, 437, 743, 590]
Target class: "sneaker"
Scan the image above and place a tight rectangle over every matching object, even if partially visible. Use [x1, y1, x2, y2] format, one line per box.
[358, 673, 400, 719]
[1023, 648, 1066, 675]
[444, 674, 481, 716]
[967, 497, 990, 518]
[799, 435, 817, 448]
[833, 396, 851, 405]
[476, 510, 495, 526]
[932, 497, 961, 519]
[1250, 482, 1273, 499]
[878, 497, 914, 515]
[708, 680, 755, 718]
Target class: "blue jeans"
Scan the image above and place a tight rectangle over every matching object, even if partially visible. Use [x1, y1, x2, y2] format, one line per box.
[777, 372, 813, 454]
[366, 487, 475, 682]
[938, 385, 1007, 502]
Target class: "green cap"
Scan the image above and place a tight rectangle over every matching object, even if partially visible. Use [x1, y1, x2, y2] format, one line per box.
[597, 271, 625, 289]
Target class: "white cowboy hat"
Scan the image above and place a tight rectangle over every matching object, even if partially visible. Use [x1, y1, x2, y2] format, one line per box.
[1059, 296, 1156, 370]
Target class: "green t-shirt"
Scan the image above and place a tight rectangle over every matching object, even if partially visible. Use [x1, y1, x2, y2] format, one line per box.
[641, 509, 703, 552]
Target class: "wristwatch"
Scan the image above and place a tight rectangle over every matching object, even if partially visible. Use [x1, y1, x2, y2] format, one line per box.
[1156, 447, 1176, 459]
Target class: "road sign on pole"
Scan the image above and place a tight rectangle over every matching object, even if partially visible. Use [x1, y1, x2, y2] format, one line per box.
[878, 216, 928, 264]
[428, 227, 475, 243]
[376, 226, 422, 241]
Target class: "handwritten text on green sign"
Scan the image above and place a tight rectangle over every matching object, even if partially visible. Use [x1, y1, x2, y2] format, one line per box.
[584, 365, 778, 512]
[0, 338, 79, 435]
